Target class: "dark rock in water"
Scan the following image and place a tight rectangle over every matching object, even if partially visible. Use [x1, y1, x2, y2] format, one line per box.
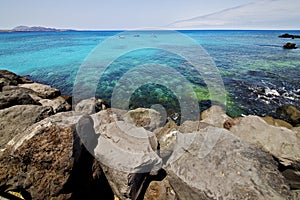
[276, 105, 300, 126]
[283, 42, 298, 49]
[279, 33, 300, 39]
[166, 126, 292, 199]
[0, 89, 41, 109]
[0, 114, 114, 199]
[0, 105, 53, 152]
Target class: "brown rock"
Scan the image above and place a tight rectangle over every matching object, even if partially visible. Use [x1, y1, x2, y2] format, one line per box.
[261, 116, 293, 129]
[19, 82, 61, 99]
[0, 105, 53, 152]
[200, 105, 232, 128]
[0, 89, 41, 109]
[276, 105, 300, 126]
[0, 113, 114, 200]
[144, 179, 178, 200]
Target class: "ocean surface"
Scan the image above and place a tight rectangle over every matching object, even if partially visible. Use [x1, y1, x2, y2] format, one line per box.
[0, 30, 299, 119]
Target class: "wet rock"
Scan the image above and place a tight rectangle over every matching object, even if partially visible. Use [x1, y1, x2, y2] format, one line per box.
[276, 105, 300, 126]
[166, 126, 292, 199]
[0, 114, 114, 200]
[283, 42, 297, 49]
[261, 116, 293, 129]
[200, 105, 232, 128]
[123, 108, 165, 131]
[39, 96, 72, 113]
[19, 82, 61, 99]
[93, 121, 162, 200]
[279, 33, 300, 39]
[0, 89, 40, 109]
[230, 115, 300, 167]
[75, 98, 107, 114]
[0, 105, 53, 152]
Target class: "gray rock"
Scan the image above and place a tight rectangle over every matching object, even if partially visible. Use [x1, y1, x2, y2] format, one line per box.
[39, 96, 71, 113]
[166, 126, 292, 199]
[0, 89, 40, 109]
[123, 108, 165, 131]
[19, 82, 61, 99]
[200, 105, 231, 128]
[0, 70, 33, 91]
[75, 98, 107, 114]
[230, 115, 300, 167]
[93, 121, 162, 200]
[0, 105, 53, 152]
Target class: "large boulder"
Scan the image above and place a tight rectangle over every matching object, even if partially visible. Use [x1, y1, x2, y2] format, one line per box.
[0, 105, 53, 153]
[0, 112, 114, 200]
[91, 120, 162, 200]
[166, 126, 292, 199]
[123, 108, 165, 131]
[19, 82, 61, 99]
[230, 115, 300, 167]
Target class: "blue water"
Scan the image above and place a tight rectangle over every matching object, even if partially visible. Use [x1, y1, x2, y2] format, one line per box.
[0, 30, 299, 118]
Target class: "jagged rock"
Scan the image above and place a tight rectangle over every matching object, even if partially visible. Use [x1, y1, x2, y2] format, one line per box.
[123, 108, 165, 131]
[92, 121, 162, 200]
[144, 179, 178, 200]
[283, 42, 298, 49]
[230, 115, 300, 167]
[75, 98, 107, 114]
[282, 169, 300, 189]
[0, 105, 53, 153]
[178, 120, 210, 133]
[39, 96, 71, 113]
[0, 70, 32, 91]
[276, 105, 300, 126]
[0, 89, 40, 109]
[19, 82, 61, 99]
[261, 116, 293, 129]
[166, 126, 292, 199]
[200, 105, 232, 128]
[0, 113, 114, 200]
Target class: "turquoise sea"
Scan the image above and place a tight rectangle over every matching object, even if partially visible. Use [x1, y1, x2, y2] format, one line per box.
[0, 30, 299, 118]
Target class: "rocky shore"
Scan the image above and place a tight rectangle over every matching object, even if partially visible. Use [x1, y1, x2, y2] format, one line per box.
[0, 70, 300, 200]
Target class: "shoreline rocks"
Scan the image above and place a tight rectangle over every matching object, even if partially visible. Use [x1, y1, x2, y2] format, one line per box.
[1, 70, 300, 199]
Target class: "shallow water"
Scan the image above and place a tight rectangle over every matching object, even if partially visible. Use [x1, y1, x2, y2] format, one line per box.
[0, 30, 299, 118]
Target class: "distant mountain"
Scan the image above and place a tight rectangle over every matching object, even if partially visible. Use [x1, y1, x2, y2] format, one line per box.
[168, 0, 300, 30]
[11, 26, 75, 32]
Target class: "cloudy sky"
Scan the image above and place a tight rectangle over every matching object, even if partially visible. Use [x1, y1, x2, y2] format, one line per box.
[0, 0, 299, 30]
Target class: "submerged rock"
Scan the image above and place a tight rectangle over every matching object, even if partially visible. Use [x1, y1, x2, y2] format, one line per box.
[166, 126, 291, 199]
[283, 42, 298, 49]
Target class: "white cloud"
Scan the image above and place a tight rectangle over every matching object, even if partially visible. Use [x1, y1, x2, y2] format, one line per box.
[168, 0, 300, 29]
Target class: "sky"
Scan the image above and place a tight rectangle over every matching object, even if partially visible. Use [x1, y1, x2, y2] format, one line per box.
[0, 0, 298, 30]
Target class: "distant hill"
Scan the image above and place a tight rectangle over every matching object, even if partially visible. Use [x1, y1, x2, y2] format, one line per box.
[9, 26, 75, 32]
